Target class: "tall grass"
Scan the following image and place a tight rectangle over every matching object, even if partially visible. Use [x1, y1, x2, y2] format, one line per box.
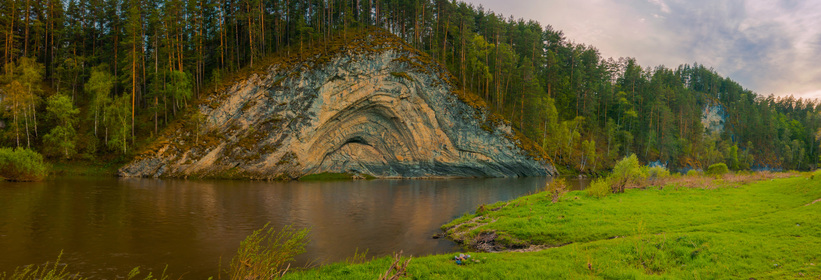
[0, 252, 82, 280]
[0, 252, 173, 280]
[125, 266, 170, 280]
[345, 249, 372, 265]
[229, 224, 310, 280]
[3, 223, 310, 280]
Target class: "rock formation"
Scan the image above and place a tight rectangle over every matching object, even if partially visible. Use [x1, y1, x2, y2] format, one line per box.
[120, 28, 556, 179]
[701, 100, 726, 135]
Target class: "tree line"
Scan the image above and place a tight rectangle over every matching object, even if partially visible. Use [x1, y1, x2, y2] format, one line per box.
[0, 0, 818, 172]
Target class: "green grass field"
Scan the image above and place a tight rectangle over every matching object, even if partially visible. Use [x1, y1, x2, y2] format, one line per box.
[282, 174, 821, 279]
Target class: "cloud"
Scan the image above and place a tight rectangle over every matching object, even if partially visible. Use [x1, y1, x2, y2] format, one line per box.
[466, 0, 821, 100]
[648, 0, 671, 14]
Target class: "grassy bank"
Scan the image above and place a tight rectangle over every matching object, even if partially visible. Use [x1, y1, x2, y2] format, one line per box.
[280, 173, 821, 279]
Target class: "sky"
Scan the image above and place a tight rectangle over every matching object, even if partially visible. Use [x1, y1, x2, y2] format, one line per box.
[466, 0, 821, 100]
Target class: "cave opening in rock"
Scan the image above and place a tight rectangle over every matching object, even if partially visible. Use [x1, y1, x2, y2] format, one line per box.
[344, 136, 369, 146]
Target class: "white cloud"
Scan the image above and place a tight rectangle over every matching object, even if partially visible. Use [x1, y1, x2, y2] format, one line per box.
[648, 0, 671, 14]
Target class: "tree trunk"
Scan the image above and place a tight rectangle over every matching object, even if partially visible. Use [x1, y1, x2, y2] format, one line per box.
[4, 0, 14, 66]
[248, 0, 254, 67]
[219, 0, 224, 68]
[14, 99, 19, 147]
[30, 86, 37, 137]
[95, 107, 98, 137]
[132, 34, 136, 141]
[24, 0, 30, 57]
[23, 108, 30, 148]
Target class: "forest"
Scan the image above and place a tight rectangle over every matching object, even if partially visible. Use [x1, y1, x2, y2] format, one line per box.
[1, 0, 819, 173]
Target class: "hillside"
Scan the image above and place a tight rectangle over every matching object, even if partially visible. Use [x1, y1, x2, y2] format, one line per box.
[1, 0, 818, 174]
[119, 28, 555, 179]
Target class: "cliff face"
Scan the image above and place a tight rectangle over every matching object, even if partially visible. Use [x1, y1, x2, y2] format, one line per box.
[120, 29, 556, 179]
[701, 101, 726, 135]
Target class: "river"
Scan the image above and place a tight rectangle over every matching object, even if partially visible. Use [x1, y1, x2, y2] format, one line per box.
[0, 176, 587, 279]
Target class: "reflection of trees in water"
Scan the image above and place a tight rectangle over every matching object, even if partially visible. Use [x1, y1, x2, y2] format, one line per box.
[0, 177, 549, 278]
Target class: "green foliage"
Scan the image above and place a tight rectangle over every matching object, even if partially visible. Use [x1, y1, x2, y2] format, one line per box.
[189, 109, 205, 144]
[3, 0, 821, 175]
[0, 148, 48, 181]
[229, 224, 310, 280]
[16, 57, 44, 91]
[687, 169, 699, 177]
[539, 96, 560, 157]
[643, 166, 670, 180]
[581, 140, 596, 172]
[106, 94, 132, 154]
[85, 65, 113, 138]
[1, 57, 44, 148]
[43, 94, 80, 159]
[166, 70, 193, 103]
[706, 163, 729, 176]
[211, 69, 222, 92]
[610, 154, 642, 193]
[586, 177, 611, 198]
[812, 169, 821, 180]
[725, 144, 740, 170]
[4, 0, 821, 174]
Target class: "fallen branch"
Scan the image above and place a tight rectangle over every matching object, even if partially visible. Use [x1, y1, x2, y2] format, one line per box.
[379, 251, 412, 280]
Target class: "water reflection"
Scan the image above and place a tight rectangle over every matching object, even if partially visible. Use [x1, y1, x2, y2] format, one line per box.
[0, 177, 554, 279]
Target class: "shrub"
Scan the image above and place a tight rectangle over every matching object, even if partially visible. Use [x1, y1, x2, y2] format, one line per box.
[686, 169, 699, 177]
[0, 148, 48, 181]
[706, 163, 729, 177]
[644, 166, 670, 180]
[476, 204, 488, 215]
[586, 177, 611, 198]
[229, 224, 310, 280]
[610, 154, 642, 193]
[812, 169, 821, 180]
[545, 178, 568, 203]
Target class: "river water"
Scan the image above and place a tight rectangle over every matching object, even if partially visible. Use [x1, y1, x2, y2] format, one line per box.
[0, 176, 586, 279]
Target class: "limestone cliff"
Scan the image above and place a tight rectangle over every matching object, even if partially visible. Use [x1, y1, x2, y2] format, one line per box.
[701, 101, 726, 135]
[120, 28, 556, 179]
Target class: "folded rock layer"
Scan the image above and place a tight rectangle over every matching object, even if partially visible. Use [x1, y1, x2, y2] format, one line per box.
[120, 28, 555, 179]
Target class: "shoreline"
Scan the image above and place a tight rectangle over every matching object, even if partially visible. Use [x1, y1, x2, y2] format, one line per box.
[282, 172, 821, 279]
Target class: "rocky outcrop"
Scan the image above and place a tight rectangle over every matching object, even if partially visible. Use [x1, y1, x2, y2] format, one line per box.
[120, 28, 555, 179]
[701, 101, 726, 135]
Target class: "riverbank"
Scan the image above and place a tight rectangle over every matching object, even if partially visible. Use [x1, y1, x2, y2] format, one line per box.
[282, 172, 821, 279]
[3, 173, 819, 279]
[49, 161, 122, 177]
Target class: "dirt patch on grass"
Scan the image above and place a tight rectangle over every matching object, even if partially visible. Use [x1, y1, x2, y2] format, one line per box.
[443, 216, 496, 243]
[631, 171, 799, 190]
[806, 198, 821, 206]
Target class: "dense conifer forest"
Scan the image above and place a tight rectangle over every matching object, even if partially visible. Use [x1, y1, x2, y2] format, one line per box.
[1, 0, 818, 173]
